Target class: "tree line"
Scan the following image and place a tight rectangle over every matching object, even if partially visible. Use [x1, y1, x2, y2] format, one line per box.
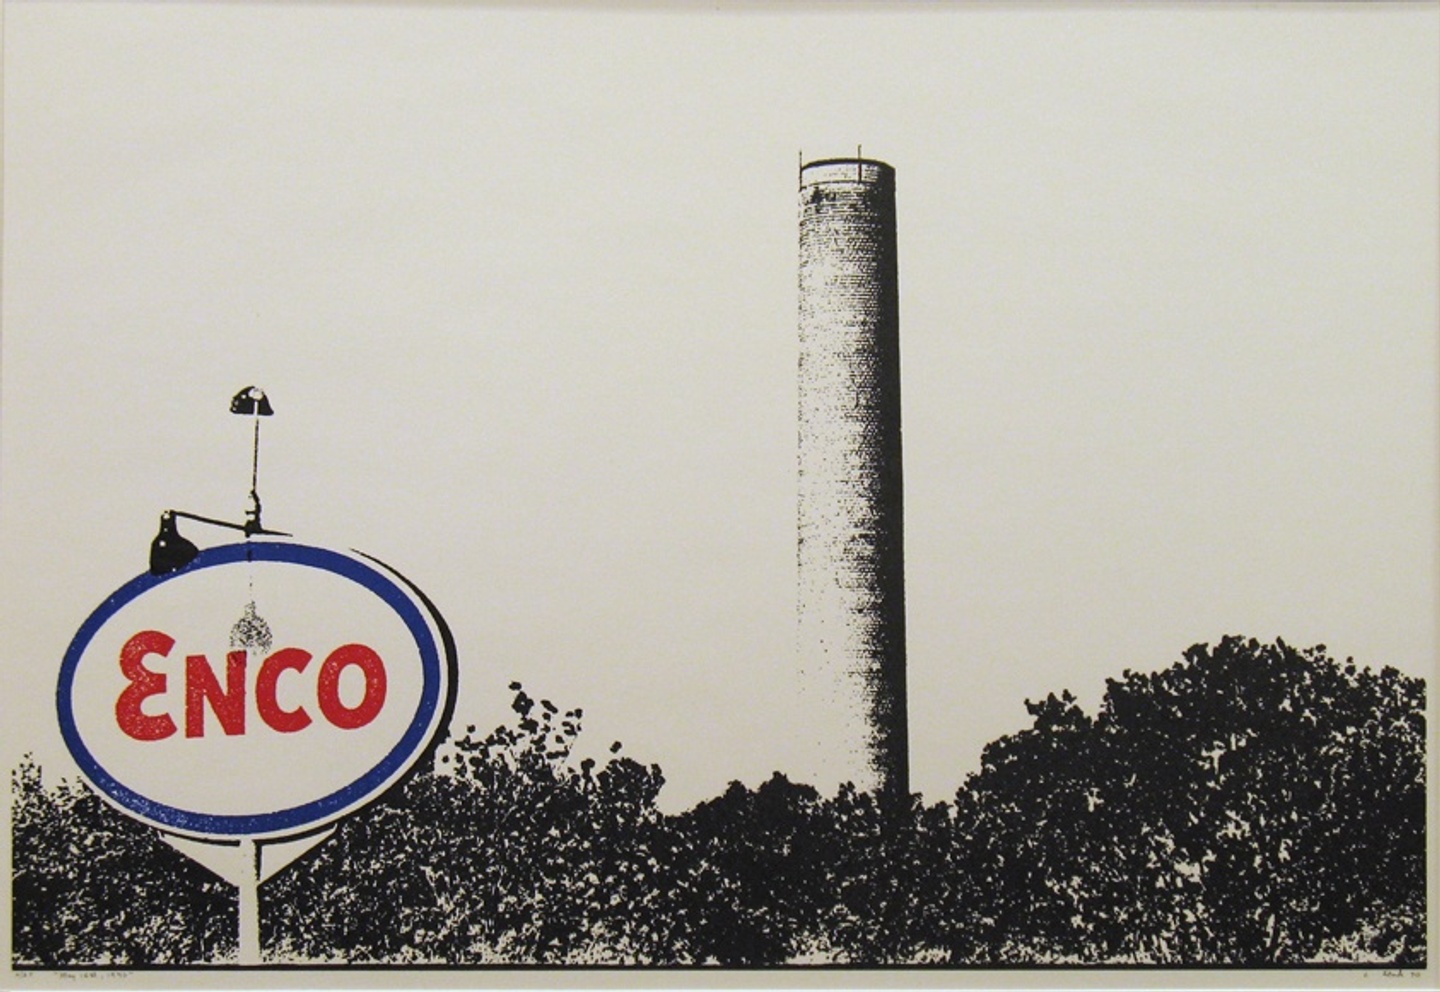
[12, 636, 1425, 966]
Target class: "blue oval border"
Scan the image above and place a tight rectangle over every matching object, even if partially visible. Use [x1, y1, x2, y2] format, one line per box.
[56, 541, 445, 838]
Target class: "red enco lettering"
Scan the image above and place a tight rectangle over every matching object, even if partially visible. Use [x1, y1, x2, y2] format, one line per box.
[114, 631, 388, 740]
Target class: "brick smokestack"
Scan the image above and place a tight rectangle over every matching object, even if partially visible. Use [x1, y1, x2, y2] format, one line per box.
[796, 157, 909, 799]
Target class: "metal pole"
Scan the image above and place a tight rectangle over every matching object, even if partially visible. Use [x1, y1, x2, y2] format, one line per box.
[245, 413, 263, 535]
[251, 414, 261, 495]
[237, 838, 262, 965]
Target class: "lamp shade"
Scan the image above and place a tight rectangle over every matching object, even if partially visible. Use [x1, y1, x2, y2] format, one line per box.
[230, 386, 273, 416]
[149, 512, 200, 574]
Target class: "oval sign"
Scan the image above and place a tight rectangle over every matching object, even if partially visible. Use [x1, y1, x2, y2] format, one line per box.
[57, 541, 454, 840]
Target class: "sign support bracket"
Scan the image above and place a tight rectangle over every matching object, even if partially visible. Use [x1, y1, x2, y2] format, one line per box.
[160, 829, 337, 964]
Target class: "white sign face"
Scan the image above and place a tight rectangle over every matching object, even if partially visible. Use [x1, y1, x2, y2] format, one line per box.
[57, 541, 453, 841]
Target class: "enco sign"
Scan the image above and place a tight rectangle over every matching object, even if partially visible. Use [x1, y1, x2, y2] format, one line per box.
[58, 541, 454, 841]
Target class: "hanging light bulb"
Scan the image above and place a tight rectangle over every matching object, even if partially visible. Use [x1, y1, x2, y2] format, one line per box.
[230, 599, 273, 653]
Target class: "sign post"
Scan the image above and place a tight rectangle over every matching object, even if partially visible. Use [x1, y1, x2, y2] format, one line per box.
[238, 839, 261, 965]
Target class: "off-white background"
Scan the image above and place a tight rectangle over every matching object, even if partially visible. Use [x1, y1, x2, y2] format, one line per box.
[2, 1, 1437, 983]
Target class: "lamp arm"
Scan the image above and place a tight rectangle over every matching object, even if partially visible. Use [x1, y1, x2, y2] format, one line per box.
[165, 509, 290, 538]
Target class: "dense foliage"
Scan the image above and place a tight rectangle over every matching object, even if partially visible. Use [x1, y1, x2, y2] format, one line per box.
[11, 760, 235, 963]
[945, 638, 1424, 964]
[12, 637, 1425, 966]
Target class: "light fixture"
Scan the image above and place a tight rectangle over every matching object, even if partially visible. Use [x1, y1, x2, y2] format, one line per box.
[149, 510, 201, 575]
[148, 509, 289, 575]
[147, 387, 289, 575]
[231, 386, 273, 536]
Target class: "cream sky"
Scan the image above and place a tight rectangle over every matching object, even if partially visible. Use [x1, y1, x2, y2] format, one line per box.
[3, 2, 1437, 814]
